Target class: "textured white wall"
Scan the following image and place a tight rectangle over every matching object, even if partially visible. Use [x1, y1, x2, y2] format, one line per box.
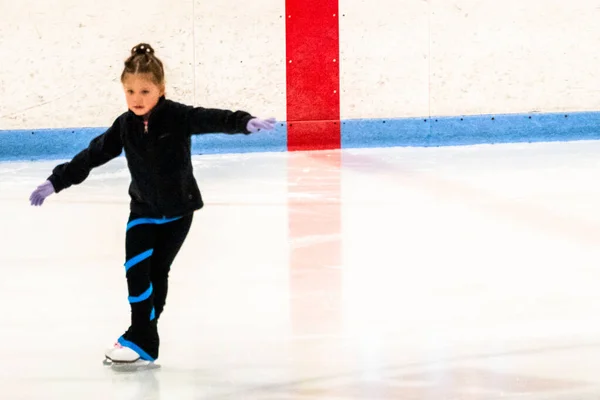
[193, 0, 286, 119]
[339, 0, 430, 119]
[339, 0, 600, 119]
[0, 0, 284, 130]
[429, 0, 600, 116]
[1, 0, 599, 130]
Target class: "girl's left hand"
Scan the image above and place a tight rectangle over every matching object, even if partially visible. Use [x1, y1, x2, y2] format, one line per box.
[29, 180, 55, 206]
[247, 117, 276, 133]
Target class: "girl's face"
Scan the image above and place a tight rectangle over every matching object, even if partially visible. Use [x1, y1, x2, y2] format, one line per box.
[122, 73, 165, 116]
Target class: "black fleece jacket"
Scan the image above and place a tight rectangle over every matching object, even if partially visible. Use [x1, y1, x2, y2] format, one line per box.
[48, 96, 255, 218]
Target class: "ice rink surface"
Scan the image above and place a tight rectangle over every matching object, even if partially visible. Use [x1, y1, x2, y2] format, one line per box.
[2, 141, 600, 399]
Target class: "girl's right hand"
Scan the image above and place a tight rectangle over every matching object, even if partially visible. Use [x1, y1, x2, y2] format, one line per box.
[29, 180, 55, 206]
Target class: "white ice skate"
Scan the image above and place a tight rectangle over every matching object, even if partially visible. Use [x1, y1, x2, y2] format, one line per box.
[103, 339, 160, 371]
[104, 342, 141, 364]
[104, 343, 156, 371]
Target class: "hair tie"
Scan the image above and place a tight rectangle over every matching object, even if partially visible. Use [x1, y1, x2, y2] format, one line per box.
[132, 44, 153, 55]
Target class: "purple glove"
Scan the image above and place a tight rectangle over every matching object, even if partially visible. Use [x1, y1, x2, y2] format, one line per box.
[247, 117, 276, 133]
[30, 180, 55, 206]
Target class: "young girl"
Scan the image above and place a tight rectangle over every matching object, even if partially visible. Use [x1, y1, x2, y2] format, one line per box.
[29, 43, 276, 365]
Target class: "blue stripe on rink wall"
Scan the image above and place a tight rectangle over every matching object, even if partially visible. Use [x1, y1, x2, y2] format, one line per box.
[0, 124, 289, 162]
[342, 111, 600, 148]
[0, 112, 599, 161]
[0, 127, 108, 162]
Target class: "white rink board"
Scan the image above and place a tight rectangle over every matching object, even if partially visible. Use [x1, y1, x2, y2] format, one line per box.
[0, 0, 196, 130]
[428, 0, 600, 116]
[339, 0, 430, 119]
[0, 0, 599, 128]
[193, 0, 286, 120]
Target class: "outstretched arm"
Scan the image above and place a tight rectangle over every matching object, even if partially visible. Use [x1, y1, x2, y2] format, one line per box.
[187, 106, 254, 135]
[29, 118, 124, 206]
[49, 118, 124, 192]
[187, 106, 275, 135]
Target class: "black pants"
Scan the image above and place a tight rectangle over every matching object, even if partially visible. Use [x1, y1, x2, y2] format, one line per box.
[117, 212, 193, 361]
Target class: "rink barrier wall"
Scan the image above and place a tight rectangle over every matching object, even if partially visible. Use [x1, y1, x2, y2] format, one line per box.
[0, 111, 599, 161]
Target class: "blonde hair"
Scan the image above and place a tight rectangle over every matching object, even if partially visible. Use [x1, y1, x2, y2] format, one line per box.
[120, 43, 165, 86]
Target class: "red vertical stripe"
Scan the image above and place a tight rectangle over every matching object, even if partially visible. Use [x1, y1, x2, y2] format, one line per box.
[288, 152, 342, 336]
[285, 0, 340, 151]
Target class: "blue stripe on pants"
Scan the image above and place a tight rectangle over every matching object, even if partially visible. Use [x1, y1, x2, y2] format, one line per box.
[127, 216, 182, 231]
[118, 336, 156, 362]
[124, 249, 154, 272]
[129, 284, 153, 304]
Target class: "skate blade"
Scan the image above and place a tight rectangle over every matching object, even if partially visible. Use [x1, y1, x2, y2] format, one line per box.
[103, 357, 160, 372]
